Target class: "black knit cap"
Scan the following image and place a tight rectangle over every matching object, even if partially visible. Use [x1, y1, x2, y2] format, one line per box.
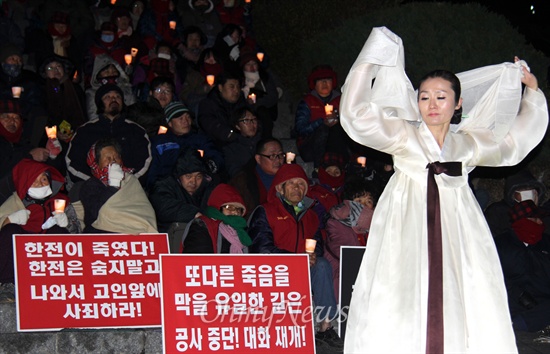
[94, 83, 124, 111]
[174, 147, 207, 177]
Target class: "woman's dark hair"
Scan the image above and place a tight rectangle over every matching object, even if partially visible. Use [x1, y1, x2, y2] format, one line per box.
[418, 70, 463, 124]
[230, 107, 251, 127]
[342, 176, 380, 205]
[150, 76, 175, 92]
[94, 137, 122, 164]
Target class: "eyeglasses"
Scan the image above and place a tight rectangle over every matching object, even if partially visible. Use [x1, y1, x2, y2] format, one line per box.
[46, 65, 63, 72]
[258, 153, 285, 161]
[220, 205, 244, 214]
[238, 118, 257, 125]
[154, 87, 173, 95]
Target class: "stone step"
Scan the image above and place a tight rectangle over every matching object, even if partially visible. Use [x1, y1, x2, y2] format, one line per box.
[0, 302, 162, 354]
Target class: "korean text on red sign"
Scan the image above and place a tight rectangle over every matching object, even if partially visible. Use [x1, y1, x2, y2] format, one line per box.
[14, 233, 169, 331]
[160, 254, 315, 354]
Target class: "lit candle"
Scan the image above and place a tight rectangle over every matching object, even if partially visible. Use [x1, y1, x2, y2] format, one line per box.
[124, 54, 132, 65]
[206, 75, 215, 86]
[324, 104, 333, 116]
[305, 238, 317, 253]
[197, 149, 204, 157]
[285, 152, 295, 164]
[357, 156, 366, 168]
[248, 93, 256, 104]
[54, 199, 66, 213]
[11, 86, 22, 98]
[73, 70, 78, 80]
[256, 52, 264, 62]
[131, 48, 138, 57]
[110, 0, 116, 4]
[158, 126, 168, 134]
[245, 0, 251, 3]
[45, 126, 57, 139]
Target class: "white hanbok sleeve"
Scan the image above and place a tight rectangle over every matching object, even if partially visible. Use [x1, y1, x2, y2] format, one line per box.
[339, 26, 418, 156]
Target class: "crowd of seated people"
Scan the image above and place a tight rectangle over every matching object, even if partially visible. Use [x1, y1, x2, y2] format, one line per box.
[5, 0, 546, 349]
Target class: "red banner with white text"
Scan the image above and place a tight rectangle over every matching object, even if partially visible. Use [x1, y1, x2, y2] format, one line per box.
[160, 254, 315, 354]
[14, 233, 169, 331]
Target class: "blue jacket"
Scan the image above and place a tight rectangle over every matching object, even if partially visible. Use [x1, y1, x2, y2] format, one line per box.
[147, 129, 224, 189]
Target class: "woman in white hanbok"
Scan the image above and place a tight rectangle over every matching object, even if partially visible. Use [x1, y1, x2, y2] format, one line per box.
[339, 27, 549, 353]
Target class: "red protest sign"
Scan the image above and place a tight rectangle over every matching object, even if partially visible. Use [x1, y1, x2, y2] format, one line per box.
[13, 233, 169, 331]
[160, 254, 315, 354]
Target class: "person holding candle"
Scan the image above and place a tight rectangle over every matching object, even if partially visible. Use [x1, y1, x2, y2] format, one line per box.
[146, 101, 224, 190]
[127, 76, 176, 138]
[294, 64, 356, 171]
[222, 107, 262, 178]
[238, 50, 279, 139]
[0, 158, 80, 298]
[339, 27, 548, 352]
[248, 163, 344, 351]
[78, 138, 157, 234]
[197, 69, 247, 148]
[0, 43, 48, 146]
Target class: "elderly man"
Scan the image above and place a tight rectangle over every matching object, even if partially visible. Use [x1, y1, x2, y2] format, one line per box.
[146, 101, 223, 189]
[227, 137, 283, 217]
[149, 147, 218, 233]
[66, 83, 151, 187]
[248, 163, 344, 351]
[0, 98, 49, 179]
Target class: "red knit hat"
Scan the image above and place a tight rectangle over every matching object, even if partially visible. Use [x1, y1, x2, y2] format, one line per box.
[307, 64, 337, 90]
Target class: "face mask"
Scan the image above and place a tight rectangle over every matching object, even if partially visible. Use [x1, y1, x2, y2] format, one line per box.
[101, 34, 115, 43]
[2, 63, 22, 78]
[27, 185, 53, 200]
[158, 53, 171, 60]
[100, 76, 119, 85]
[519, 190, 536, 202]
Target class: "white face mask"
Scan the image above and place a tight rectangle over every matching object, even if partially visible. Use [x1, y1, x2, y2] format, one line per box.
[158, 53, 171, 60]
[28, 185, 52, 200]
[516, 189, 537, 203]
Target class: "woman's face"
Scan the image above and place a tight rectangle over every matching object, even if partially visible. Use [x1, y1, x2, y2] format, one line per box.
[45, 61, 65, 80]
[98, 65, 119, 78]
[243, 60, 258, 73]
[418, 77, 462, 128]
[98, 146, 122, 170]
[31, 172, 50, 188]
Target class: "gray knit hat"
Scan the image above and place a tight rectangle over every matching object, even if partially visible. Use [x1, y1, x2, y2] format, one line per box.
[164, 101, 190, 123]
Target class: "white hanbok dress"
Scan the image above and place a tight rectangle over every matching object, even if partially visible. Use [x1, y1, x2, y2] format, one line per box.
[339, 27, 549, 353]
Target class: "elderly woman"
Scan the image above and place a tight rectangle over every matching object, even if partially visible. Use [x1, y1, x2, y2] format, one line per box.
[78, 137, 157, 234]
[181, 183, 251, 253]
[0, 158, 80, 291]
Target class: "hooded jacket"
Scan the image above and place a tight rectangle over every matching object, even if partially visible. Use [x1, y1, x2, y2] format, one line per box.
[85, 54, 136, 120]
[182, 183, 247, 253]
[148, 147, 217, 232]
[248, 164, 321, 255]
[10, 159, 69, 233]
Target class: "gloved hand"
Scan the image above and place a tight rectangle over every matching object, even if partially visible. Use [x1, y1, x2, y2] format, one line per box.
[52, 211, 68, 228]
[8, 210, 30, 225]
[46, 138, 62, 159]
[41, 216, 56, 230]
[108, 163, 124, 187]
